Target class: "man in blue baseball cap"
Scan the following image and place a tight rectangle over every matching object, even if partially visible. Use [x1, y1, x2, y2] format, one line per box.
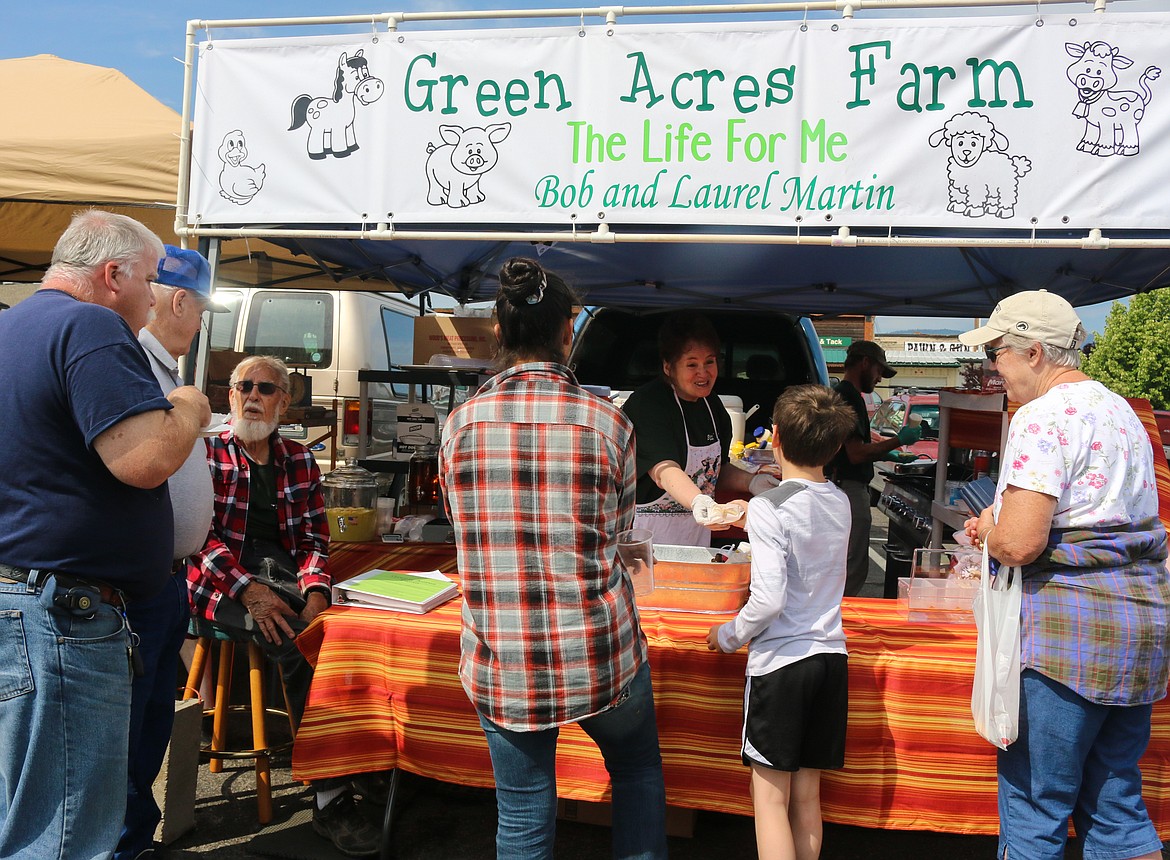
[154, 245, 228, 312]
[115, 244, 225, 860]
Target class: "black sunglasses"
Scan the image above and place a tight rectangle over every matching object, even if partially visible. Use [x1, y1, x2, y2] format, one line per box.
[232, 380, 285, 396]
[984, 345, 1011, 362]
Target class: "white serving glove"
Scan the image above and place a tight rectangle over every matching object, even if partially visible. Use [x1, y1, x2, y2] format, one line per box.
[692, 494, 745, 526]
[748, 473, 782, 495]
[691, 494, 721, 526]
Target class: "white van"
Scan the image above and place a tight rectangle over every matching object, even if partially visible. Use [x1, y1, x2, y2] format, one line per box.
[205, 287, 422, 462]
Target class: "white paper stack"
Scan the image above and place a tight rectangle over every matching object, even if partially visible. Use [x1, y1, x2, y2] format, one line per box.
[331, 568, 458, 614]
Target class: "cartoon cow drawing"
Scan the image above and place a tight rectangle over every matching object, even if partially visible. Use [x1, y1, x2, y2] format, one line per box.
[1065, 41, 1160, 157]
[928, 112, 1032, 219]
[424, 123, 511, 208]
[217, 129, 265, 205]
[288, 50, 384, 160]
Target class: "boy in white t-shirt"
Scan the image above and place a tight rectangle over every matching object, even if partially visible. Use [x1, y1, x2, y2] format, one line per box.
[707, 384, 858, 860]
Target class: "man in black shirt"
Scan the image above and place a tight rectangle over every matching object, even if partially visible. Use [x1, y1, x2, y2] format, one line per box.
[828, 341, 917, 596]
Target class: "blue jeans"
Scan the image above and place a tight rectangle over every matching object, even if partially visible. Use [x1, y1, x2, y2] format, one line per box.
[998, 669, 1163, 860]
[116, 574, 191, 860]
[477, 661, 668, 860]
[0, 573, 132, 860]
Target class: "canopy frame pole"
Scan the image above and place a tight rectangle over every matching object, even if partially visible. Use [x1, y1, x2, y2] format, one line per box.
[175, 223, 1170, 251]
[190, 237, 221, 393]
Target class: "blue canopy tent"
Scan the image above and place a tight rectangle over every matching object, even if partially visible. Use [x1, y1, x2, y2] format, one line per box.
[228, 227, 1170, 318]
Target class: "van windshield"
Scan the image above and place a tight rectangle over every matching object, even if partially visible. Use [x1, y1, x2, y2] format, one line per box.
[244, 291, 334, 368]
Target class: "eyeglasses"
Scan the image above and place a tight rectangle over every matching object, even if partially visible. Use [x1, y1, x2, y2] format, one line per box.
[984, 345, 1011, 363]
[232, 380, 286, 396]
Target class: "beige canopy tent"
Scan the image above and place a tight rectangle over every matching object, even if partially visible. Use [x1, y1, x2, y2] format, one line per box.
[0, 54, 351, 290]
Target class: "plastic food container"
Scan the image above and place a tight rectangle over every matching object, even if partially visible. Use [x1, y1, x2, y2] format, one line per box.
[635, 544, 751, 613]
[742, 448, 776, 467]
[894, 547, 979, 623]
[897, 577, 979, 623]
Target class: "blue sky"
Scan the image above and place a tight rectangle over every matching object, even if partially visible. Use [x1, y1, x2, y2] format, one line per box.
[4, 0, 1157, 337]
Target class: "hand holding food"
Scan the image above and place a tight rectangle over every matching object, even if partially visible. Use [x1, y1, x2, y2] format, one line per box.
[692, 495, 745, 527]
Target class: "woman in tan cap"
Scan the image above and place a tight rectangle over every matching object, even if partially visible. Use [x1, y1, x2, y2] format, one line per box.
[961, 289, 1169, 860]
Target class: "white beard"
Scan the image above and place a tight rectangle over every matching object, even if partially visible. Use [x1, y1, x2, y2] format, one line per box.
[232, 415, 280, 445]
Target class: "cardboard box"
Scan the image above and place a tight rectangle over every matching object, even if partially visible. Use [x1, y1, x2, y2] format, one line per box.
[153, 698, 203, 844]
[555, 799, 695, 838]
[395, 402, 438, 458]
[413, 315, 496, 364]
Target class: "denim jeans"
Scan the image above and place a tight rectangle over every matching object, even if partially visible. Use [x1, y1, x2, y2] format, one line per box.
[116, 574, 191, 860]
[477, 661, 668, 860]
[0, 573, 132, 860]
[997, 669, 1163, 860]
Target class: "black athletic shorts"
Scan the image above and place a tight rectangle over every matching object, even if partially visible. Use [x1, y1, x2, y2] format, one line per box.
[741, 652, 848, 771]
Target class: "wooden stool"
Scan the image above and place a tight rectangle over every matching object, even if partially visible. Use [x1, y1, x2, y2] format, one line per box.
[183, 627, 295, 824]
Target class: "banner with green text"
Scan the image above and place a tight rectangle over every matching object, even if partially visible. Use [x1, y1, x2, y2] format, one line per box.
[188, 13, 1170, 231]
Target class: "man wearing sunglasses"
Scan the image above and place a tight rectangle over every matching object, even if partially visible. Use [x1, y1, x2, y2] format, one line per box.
[185, 355, 380, 857]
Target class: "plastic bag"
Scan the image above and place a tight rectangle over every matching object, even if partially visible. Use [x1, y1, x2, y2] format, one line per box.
[971, 542, 1022, 750]
[951, 529, 982, 580]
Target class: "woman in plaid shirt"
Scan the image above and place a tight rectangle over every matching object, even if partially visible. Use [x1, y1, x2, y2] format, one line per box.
[439, 258, 667, 860]
[962, 291, 1169, 860]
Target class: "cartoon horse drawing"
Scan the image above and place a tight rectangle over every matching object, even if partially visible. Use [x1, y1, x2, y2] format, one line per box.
[1065, 41, 1160, 157]
[288, 50, 384, 160]
[217, 129, 265, 205]
[424, 123, 512, 208]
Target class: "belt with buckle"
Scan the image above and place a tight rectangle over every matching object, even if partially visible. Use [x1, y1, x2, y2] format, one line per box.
[0, 563, 123, 608]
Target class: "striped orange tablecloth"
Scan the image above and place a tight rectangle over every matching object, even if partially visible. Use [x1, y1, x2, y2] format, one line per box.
[295, 543, 1170, 835]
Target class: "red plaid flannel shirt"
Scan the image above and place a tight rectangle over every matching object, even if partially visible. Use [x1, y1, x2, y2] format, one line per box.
[186, 430, 330, 622]
[439, 363, 646, 731]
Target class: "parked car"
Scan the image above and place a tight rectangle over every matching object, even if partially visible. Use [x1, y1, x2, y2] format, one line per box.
[870, 390, 940, 460]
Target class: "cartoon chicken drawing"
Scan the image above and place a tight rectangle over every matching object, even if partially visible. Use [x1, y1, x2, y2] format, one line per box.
[217, 129, 265, 205]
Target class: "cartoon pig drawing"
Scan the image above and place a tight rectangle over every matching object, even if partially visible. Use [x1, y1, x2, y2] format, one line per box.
[425, 123, 511, 208]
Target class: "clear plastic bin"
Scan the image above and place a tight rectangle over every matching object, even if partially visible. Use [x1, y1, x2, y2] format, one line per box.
[895, 548, 979, 623]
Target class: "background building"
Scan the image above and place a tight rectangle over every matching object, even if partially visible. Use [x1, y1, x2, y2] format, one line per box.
[875, 327, 981, 393]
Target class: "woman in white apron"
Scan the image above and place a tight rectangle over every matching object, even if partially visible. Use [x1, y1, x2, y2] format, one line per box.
[622, 311, 780, 546]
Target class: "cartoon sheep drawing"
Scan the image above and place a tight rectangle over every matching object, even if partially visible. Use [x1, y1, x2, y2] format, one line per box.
[928, 112, 1032, 219]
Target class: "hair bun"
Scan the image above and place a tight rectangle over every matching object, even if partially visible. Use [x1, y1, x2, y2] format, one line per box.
[499, 257, 546, 306]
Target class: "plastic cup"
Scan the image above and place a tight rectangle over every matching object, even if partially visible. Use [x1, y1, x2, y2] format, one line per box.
[617, 528, 655, 597]
[376, 497, 396, 534]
